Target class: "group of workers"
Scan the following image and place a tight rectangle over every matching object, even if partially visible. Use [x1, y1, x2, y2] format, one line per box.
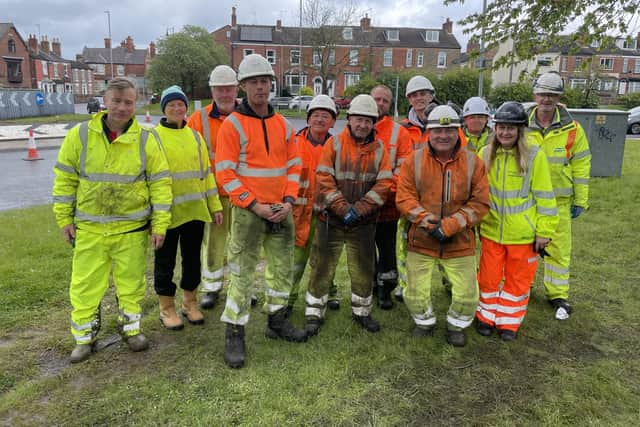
[52, 52, 590, 367]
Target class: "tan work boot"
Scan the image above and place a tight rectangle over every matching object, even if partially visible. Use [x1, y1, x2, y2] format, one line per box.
[70, 343, 92, 363]
[159, 295, 184, 330]
[182, 290, 205, 325]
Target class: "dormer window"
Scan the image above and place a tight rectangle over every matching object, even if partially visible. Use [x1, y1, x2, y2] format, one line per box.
[386, 30, 399, 41]
[424, 30, 439, 42]
[8, 39, 16, 53]
[343, 27, 353, 40]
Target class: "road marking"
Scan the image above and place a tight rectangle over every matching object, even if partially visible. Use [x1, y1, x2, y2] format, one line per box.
[9, 93, 18, 106]
[22, 92, 31, 106]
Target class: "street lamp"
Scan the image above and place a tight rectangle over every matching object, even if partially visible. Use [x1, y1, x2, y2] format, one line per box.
[104, 10, 114, 80]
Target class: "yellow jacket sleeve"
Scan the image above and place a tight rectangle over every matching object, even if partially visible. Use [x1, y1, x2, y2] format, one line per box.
[201, 130, 223, 214]
[570, 123, 591, 208]
[144, 131, 173, 235]
[52, 125, 82, 228]
[531, 150, 559, 239]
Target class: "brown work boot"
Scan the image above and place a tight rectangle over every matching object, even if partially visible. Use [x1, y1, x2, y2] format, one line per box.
[182, 290, 205, 325]
[70, 344, 92, 363]
[124, 333, 149, 352]
[159, 295, 184, 330]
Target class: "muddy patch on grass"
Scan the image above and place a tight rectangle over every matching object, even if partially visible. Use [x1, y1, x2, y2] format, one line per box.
[0, 336, 16, 349]
[38, 348, 67, 377]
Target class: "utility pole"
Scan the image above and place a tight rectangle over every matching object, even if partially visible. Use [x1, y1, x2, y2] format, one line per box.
[394, 74, 399, 119]
[104, 10, 114, 80]
[477, 0, 487, 97]
[298, 0, 303, 98]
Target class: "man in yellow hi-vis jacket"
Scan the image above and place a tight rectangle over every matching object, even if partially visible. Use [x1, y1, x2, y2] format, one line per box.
[526, 72, 591, 320]
[52, 77, 172, 363]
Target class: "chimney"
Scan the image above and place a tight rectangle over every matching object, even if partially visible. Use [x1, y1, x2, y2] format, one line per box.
[28, 34, 38, 52]
[120, 40, 126, 48]
[231, 6, 237, 28]
[360, 14, 371, 31]
[443, 18, 453, 34]
[76, 53, 84, 61]
[149, 41, 156, 58]
[40, 35, 50, 52]
[276, 19, 282, 31]
[52, 37, 61, 56]
[125, 36, 134, 51]
[104, 37, 111, 49]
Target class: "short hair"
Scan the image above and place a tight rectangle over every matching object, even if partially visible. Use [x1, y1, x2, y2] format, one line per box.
[106, 77, 136, 94]
[371, 85, 392, 98]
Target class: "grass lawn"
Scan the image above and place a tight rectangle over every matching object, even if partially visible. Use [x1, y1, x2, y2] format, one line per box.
[137, 101, 315, 120]
[1, 142, 639, 425]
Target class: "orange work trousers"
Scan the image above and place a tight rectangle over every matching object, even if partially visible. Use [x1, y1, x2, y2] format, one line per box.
[476, 237, 538, 332]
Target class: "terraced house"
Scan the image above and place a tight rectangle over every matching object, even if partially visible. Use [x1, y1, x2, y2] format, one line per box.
[0, 23, 32, 88]
[212, 7, 461, 97]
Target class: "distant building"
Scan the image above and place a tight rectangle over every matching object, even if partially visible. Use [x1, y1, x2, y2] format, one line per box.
[0, 23, 33, 88]
[212, 7, 462, 97]
[27, 35, 72, 94]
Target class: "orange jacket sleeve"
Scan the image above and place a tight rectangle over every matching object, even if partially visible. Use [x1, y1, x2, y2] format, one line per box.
[284, 123, 301, 205]
[315, 137, 350, 217]
[396, 150, 437, 227]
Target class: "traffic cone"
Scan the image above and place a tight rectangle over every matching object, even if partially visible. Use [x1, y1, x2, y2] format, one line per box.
[145, 110, 152, 123]
[23, 128, 43, 161]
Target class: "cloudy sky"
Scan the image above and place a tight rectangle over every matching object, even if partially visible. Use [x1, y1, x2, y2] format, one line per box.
[2, 0, 482, 59]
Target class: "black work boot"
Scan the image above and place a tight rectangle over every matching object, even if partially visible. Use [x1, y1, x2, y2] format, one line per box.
[411, 325, 435, 337]
[352, 314, 381, 333]
[446, 329, 466, 347]
[550, 298, 572, 320]
[224, 324, 245, 369]
[327, 299, 340, 310]
[377, 280, 396, 310]
[200, 291, 219, 310]
[499, 329, 517, 341]
[305, 317, 322, 337]
[265, 308, 308, 342]
[475, 320, 493, 337]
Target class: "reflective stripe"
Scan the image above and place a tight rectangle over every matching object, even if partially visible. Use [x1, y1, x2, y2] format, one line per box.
[206, 188, 219, 197]
[237, 166, 287, 177]
[172, 170, 203, 180]
[266, 288, 289, 299]
[225, 299, 242, 314]
[227, 262, 240, 274]
[216, 160, 237, 171]
[305, 291, 329, 306]
[495, 315, 525, 326]
[226, 115, 249, 150]
[220, 313, 250, 325]
[537, 206, 558, 216]
[74, 334, 93, 344]
[148, 170, 171, 181]
[288, 174, 300, 182]
[466, 151, 476, 194]
[75, 207, 151, 223]
[201, 281, 223, 292]
[501, 291, 530, 302]
[447, 313, 474, 328]
[518, 145, 539, 198]
[202, 267, 225, 280]
[412, 306, 436, 326]
[544, 275, 569, 286]
[201, 107, 214, 160]
[480, 291, 500, 299]
[122, 321, 140, 332]
[153, 203, 171, 211]
[266, 304, 286, 313]
[532, 190, 556, 199]
[574, 177, 589, 185]
[351, 293, 373, 306]
[547, 156, 568, 164]
[408, 206, 427, 222]
[572, 149, 590, 160]
[352, 306, 371, 316]
[414, 149, 424, 190]
[377, 171, 393, 180]
[325, 191, 342, 204]
[299, 180, 310, 189]
[477, 307, 496, 321]
[190, 128, 207, 179]
[317, 165, 335, 175]
[305, 306, 325, 318]
[554, 187, 573, 196]
[287, 157, 302, 168]
[174, 192, 207, 205]
[71, 319, 96, 331]
[496, 304, 528, 314]
[82, 172, 145, 183]
[489, 199, 535, 215]
[53, 195, 76, 203]
[55, 162, 77, 175]
[388, 122, 401, 167]
[544, 262, 569, 275]
[479, 302, 497, 310]
[295, 197, 308, 205]
[223, 179, 242, 193]
[365, 190, 384, 206]
[490, 187, 522, 199]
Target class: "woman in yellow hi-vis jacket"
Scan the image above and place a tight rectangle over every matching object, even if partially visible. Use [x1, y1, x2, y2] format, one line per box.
[153, 86, 223, 331]
[476, 102, 559, 341]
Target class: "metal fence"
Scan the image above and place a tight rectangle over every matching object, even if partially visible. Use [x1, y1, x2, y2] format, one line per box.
[0, 89, 75, 120]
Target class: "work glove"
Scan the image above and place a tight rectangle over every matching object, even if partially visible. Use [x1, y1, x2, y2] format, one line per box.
[428, 220, 449, 242]
[570, 205, 584, 219]
[343, 207, 360, 226]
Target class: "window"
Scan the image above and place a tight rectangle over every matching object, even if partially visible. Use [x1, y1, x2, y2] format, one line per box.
[243, 49, 254, 57]
[623, 58, 629, 73]
[329, 49, 335, 65]
[600, 58, 614, 70]
[95, 64, 105, 74]
[424, 31, 439, 42]
[290, 49, 300, 65]
[635, 60, 640, 74]
[383, 49, 393, 67]
[561, 57, 567, 71]
[41, 61, 48, 76]
[117, 65, 124, 76]
[344, 72, 360, 88]
[63, 64, 69, 77]
[537, 56, 553, 66]
[313, 50, 321, 67]
[437, 52, 447, 68]
[623, 39, 637, 49]
[405, 49, 412, 67]
[267, 49, 276, 64]
[5, 59, 22, 83]
[8, 39, 16, 53]
[73, 69, 79, 81]
[343, 27, 353, 40]
[629, 81, 640, 93]
[599, 80, 615, 91]
[386, 30, 399, 41]
[591, 39, 600, 48]
[575, 57, 583, 70]
[285, 74, 307, 93]
[53, 63, 59, 78]
[417, 51, 424, 67]
[570, 78, 587, 89]
[349, 49, 358, 66]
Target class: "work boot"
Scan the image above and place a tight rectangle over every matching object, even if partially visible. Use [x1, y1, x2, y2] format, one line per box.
[285, 305, 294, 318]
[70, 344, 92, 363]
[499, 329, 517, 341]
[305, 318, 322, 337]
[224, 324, 245, 369]
[411, 325, 435, 337]
[200, 291, 219, 310]
[159, 295, 184, 330]
[394, 286, 404, 302]
[475, 320, 493, 337]
[446, 329, 466, 347]
[352, 314, 381, 333]
[265, 308, 308, 342]
[181, 290, 205, 325]
[550, 298, 572, 320]
[124, 333, 149, 352]
[250, 295, 258, 306]
[327, 299, 340, 310]
[377, 280, 396, 310]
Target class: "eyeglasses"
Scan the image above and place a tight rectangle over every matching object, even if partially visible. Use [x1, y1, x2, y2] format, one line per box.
[536, 93, 560, 100]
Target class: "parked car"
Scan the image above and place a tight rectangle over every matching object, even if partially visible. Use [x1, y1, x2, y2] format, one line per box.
[270, 96, 293, 109]
[87, 96, 106, 113]
[627, 106, 640, 134]
[288, 95, 313, 110]
[333, 96, 351, 110]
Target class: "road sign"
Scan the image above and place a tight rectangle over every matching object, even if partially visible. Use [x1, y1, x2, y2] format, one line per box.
[35, 92, 44, 106]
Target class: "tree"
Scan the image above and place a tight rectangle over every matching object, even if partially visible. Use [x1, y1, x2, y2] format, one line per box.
[447, 0, 640, 69]
[302, 0, 362, 95]
[488, 83, 533, 107]
[147, 25, 228, 98]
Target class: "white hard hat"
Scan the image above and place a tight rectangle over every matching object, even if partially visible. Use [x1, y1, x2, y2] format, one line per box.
[237, 54, 275, 82]
[462, 97, 490, 117]
[209, 65, 237, 87]
[426, 105, 461, 129]
[307, 94, 337, 117]
[347, 94, 378, 120]
[533, 72, 564, 95]
[405, 75, 435, 97]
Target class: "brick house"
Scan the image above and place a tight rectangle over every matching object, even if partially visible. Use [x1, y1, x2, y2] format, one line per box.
[79, 36, 154, 97]
[27, 35, 72, 94]
[0, 23, 32, 88]
[70, 60, 94, 102]
[212, 8, 461, 97]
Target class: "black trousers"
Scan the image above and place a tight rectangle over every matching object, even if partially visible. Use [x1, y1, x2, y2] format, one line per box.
[154, 220, 205, 296]
[375, 220, 398, 278]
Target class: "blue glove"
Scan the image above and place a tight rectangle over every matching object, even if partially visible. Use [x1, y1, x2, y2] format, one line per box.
[343, 207, 359, 226]
[428, 220, 448, 242]
[570, 205, 584, 219]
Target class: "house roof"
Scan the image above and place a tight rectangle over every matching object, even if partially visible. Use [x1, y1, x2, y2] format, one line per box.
[545, 35, 640, 57]
[71, 60, 91, 69]
[31, 50, 69, 63]
[223, 24, 460, 50]
[81, 46, 147, 64]
[0, 23, 13, 38]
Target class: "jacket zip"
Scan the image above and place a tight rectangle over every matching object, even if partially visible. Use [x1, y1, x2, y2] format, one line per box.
[261, 117, 270, 154]
[498, 152, 508, 242]
[439, 161, 447, 258]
